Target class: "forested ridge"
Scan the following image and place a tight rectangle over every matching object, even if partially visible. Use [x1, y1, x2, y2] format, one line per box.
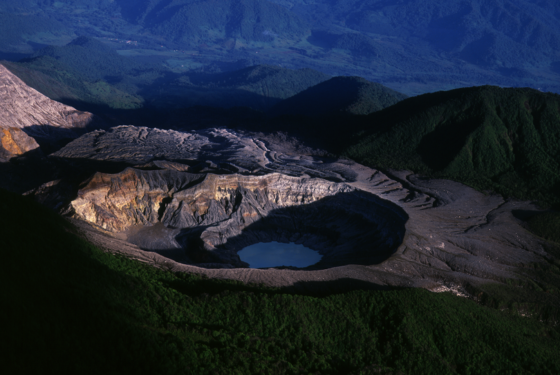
[269, 76, 407, 117]
[343, 86, 560, 208]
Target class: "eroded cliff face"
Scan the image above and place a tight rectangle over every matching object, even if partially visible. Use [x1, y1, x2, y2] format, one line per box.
[72, 169, 205, 232]
[73, 169, 357, 231]
[71, 168, 406, 268]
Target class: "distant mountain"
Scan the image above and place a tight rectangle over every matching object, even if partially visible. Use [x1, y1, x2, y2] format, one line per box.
[343, 86, 560, 206]
[268, 76, 406, 117]
[118, 0, 308, 45]
[3, 0, 560, 94]
[285, 0, 560, 69]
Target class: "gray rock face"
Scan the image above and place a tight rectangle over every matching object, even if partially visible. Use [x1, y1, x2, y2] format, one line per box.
[52, 126, 268, 172]
[39, 125, 553, 290]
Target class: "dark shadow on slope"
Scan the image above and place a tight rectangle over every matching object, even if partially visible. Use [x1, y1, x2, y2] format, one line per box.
[49, 97, 270, 131]
[136, 70, 285, 111]
[511, 209, 543, 221]
[416, 116, 483, 171]
[0, 148, 56, 193]
[0, 51, 31, 61]
[142, 86, 281, 111]
[20, 115, 110, 155]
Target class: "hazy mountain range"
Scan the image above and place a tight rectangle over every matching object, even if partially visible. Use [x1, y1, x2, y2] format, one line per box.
[1, 0, 560, 94]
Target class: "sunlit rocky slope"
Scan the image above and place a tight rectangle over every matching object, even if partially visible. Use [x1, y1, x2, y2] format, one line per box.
[0, 63, 99, 159]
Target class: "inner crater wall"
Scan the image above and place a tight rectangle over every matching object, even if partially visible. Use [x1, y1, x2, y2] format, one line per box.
[71, 168, 408, 269]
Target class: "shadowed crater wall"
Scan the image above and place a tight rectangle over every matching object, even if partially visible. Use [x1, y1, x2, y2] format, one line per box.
[179, 190, 408, 269]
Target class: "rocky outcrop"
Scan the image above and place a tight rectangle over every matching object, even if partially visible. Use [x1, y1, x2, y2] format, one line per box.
[73, 170, 355, 233]
[72, 169, 206, 232]
[0, 63, 100, 148]
[51, 126, 270, 172]
[0, 127, 39, 161]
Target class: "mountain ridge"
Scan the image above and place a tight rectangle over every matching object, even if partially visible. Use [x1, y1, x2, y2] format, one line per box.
[344, 85, 560, 206]
[268, 76, 407, 117]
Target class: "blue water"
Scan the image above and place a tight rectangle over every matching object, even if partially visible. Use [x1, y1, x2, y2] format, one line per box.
[238, 241, 322, 269]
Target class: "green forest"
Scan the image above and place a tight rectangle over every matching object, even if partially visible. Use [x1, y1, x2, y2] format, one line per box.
[3, 36, 332, 113]
[2, 189, 560, 374]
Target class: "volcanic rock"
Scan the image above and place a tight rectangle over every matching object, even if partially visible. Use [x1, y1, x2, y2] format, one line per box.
[51, 125, 358, 181]
[0, 127, 39, 161]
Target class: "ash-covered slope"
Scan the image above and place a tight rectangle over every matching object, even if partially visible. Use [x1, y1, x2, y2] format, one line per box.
[0, 63, 96, 131]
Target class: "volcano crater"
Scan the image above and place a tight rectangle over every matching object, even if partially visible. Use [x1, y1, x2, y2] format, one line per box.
[71, 168, 408, 269]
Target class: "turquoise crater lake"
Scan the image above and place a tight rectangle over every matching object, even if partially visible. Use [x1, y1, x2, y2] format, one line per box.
[237, 242, 322, 269]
